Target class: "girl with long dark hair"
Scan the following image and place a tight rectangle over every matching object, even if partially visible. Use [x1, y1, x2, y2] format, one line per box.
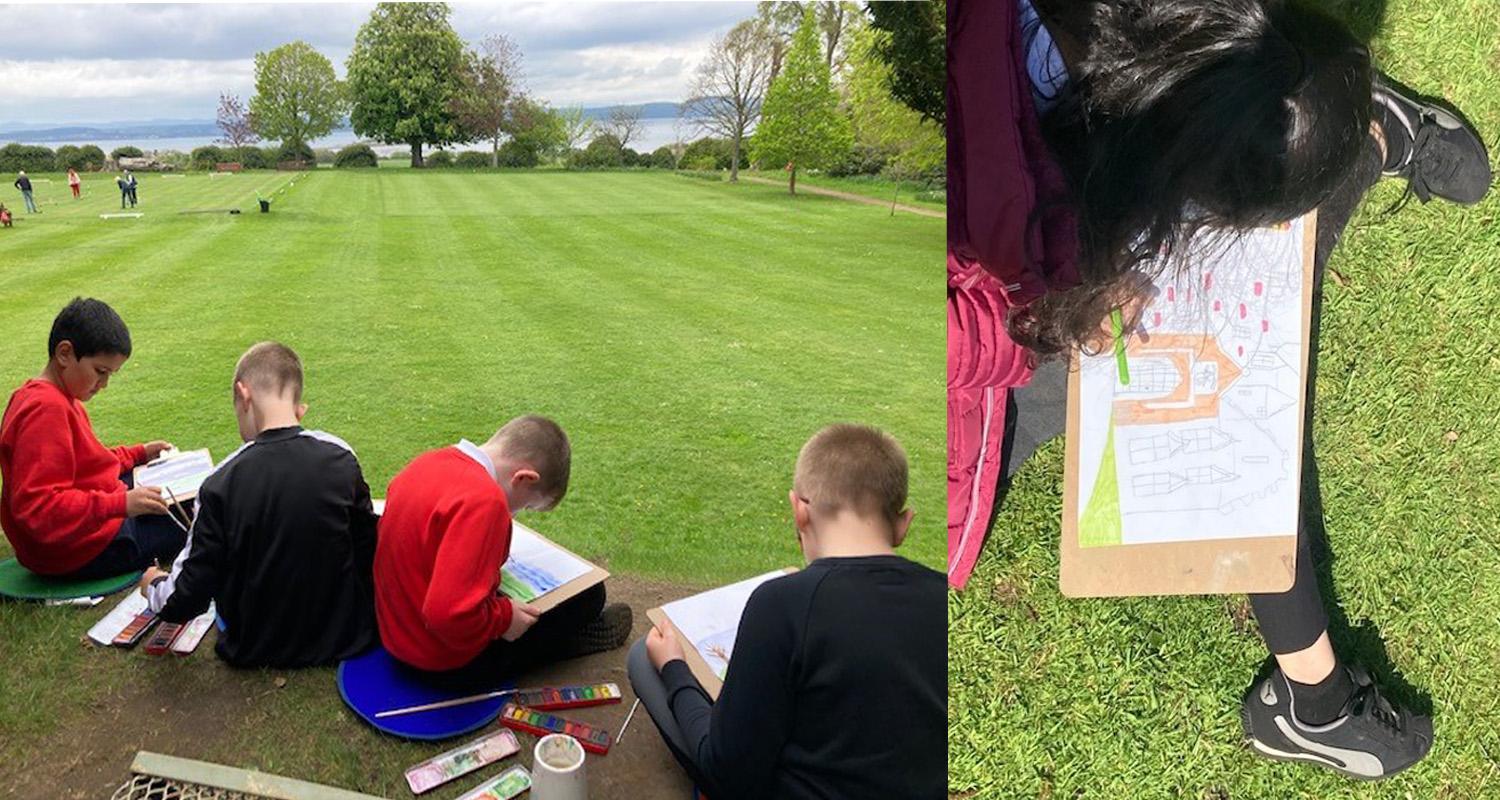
[949, 0, 1490, 781]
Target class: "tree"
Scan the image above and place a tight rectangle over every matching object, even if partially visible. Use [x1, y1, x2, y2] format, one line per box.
[215, 93, 260, 160]
[604, 105, 644, 151]
[451, 34, 525, 168]
[558, 106, 594, 152]
[507, 97, 569, 164]
[750, 7, 853, 194]
[757, 2, 858, 77]
[847, 20, 944, 212]
[682, 19, 772, 182]
[249, 41, 344, 152]
[346, 2, 467, 168]
[867, 0, 945, 128]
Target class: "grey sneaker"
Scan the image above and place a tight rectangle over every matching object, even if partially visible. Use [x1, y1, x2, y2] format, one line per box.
[1242, 665, 1433, 780]
[1374, 73, 1492, 207]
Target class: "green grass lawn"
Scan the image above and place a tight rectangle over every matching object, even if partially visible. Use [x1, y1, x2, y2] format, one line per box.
[0, 168, 942, 793]
[950, 2, 1500, 798]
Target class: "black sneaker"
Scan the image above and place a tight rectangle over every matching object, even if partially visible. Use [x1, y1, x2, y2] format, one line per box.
[560, 602, 633, 659]
[1373, 74, 1492, 207]
[1242, 665, 1432, 780]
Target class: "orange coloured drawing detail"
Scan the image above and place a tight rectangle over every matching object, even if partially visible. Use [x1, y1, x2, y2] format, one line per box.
[1112, 334, 1242, 425]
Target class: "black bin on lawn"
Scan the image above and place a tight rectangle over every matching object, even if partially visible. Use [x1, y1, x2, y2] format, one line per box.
[259, 199, 271, 213]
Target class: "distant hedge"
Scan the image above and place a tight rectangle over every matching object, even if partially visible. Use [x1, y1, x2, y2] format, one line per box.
[0, 143, 58, 173]
[455, 151, 490, 169]
[111, 146, 144, 160]
[191, 145, 227, 170]
[334, 144, 378, 168]
[426, 150, 454, 168]
[55, 144, 107, 171]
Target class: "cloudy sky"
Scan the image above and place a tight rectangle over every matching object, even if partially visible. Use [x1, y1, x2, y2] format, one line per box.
[0, 2, 757, 126]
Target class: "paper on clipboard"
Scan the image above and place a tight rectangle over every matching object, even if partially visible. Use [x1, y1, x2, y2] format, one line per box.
[646, 568, 796, 700]
[134, 448, 214, 502]
[1061, 212, 1316, 597]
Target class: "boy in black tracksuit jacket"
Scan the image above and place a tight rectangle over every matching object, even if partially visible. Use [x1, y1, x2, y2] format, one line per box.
[140, 342, 376, 667]
[628, 424, 946, 799]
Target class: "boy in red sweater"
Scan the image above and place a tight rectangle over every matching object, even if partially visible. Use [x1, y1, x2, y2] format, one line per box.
[375, 415, 631, 690]
[0, 298, 180, 577]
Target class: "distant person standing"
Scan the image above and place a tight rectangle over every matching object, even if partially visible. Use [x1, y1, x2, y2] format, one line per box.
[14, 171, 39, 213]
[67, 168, 81, 199]
[115, 174, 130, 209]
[126, 171, 139, 207]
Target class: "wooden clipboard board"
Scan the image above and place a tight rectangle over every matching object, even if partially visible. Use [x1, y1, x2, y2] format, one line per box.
[1060, 212, 1316, 597]
[503, 523, 610, 614]
[645, 567, 797, 700]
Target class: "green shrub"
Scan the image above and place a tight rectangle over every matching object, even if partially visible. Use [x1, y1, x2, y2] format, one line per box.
[426, 150, 455, 168]
[497, 139, 540, 168]
[191, 145, 227, 170]
[389, 149, 410, 161]
[0, 143, 59, 173]
[455, 151, 491, 169]
[110, 146, 144, 160]
[827, 144, 888, 177]
[276, 140, 315, 165]
[568, 134, 623, 169]
[236, 147, 269, 169]
[334, 144, 379, 168]
[680, 137, 747, 171]
[649, 146, 677, 169]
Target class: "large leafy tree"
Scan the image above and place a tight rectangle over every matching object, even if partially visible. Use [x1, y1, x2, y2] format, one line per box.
[756, 1, 858, 77]
[248, 42, 344, 153]
[682, 19, 772, 182]
[866, 0, 945, 128]
[346, 2, 467, 167]
[847, 19, 944, 211]
[750, 7, 852, 195]
[451, 34, 525, 168]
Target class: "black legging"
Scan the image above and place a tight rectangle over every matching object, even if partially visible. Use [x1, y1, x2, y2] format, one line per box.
[1001, 136, 1385, 655]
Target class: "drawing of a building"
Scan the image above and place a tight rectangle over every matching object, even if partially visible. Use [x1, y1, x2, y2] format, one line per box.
[1112, 334, 1243, 425]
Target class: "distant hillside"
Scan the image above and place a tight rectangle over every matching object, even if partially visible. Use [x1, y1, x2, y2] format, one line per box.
[1, 102, 686, 143]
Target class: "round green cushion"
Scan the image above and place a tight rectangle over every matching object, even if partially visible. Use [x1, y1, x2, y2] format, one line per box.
[0, 558, 140, 601]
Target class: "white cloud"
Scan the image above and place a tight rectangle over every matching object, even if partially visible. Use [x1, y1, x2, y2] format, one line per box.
[0, 58, 256, 101]
[0, 2, 757, 124]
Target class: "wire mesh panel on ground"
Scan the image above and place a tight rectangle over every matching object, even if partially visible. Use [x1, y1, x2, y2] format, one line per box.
[111, 752, 386, 800]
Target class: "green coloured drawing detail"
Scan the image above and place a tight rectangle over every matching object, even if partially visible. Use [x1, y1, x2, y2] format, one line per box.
[1079, 420, 1123, 547]
[499, 570, 537, 602]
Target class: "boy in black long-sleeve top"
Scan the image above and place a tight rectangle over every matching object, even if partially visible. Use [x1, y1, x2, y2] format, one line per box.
[627, 424, 945, 799]
[139, 342, 377, 668]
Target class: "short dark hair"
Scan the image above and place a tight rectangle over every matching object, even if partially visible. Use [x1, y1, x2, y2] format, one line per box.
[48, 297, 132, 360]
[234, 341, 303, 402]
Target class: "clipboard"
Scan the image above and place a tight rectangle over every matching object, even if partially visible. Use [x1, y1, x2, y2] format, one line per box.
[371, 499, 607, 614]
[1060, 212, 1316, 597]
[132, 448, 214, 503]
[646, 568, 797, 700]
[501, 523, 610, 614]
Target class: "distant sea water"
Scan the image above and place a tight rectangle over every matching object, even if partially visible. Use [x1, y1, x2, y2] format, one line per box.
[26, 118, 692, 158]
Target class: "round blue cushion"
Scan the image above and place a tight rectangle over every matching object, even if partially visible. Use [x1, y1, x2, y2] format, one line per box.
[337, 645, 512, 740]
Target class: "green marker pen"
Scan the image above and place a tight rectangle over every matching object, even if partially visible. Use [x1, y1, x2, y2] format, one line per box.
[1111, 307, 1130, 386]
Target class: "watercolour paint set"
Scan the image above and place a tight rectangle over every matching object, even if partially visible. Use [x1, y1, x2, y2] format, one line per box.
[498, 702, 613, 754]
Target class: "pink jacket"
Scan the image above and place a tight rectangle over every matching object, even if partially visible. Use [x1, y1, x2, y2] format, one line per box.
[947, 0, 1079, 588]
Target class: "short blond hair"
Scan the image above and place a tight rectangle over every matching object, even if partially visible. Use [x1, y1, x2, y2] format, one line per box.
[489, 415, 571, 505]
[793, 424, 908, 527]
[234, 341, 303, 402]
